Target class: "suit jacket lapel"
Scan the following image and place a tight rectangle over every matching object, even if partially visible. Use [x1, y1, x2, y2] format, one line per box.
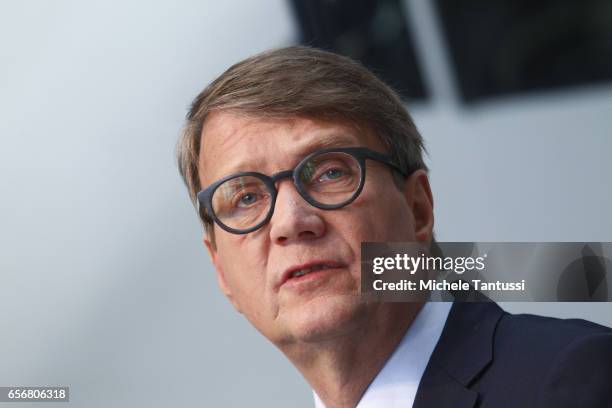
[413, 361, 478, 408]
[413, 301, 504, 408]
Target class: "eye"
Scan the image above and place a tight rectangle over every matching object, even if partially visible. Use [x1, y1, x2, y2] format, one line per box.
[236, 192, 259, 207]
[299, 154, 357, 188]
[319, 168, 345, 181]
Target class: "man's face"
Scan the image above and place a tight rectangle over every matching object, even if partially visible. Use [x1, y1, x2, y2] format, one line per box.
[199, 112, 433, 347]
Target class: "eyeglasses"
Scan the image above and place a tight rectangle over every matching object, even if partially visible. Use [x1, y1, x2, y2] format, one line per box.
[197, 147, 407, 234]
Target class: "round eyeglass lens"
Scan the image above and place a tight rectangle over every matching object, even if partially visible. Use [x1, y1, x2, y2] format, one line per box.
[212, 175, 272, 231]
[298, 151, 361, 206]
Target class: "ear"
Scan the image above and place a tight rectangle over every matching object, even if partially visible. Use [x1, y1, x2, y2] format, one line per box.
[203, 235, 243, 313]
[402, 170, 434, 243]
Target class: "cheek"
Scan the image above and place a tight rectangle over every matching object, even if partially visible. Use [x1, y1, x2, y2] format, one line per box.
[342, 184, 415, 242]
[216, 236, 270, 304]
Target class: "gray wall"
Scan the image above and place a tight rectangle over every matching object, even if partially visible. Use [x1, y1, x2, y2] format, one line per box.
[0, 1, 610, 407]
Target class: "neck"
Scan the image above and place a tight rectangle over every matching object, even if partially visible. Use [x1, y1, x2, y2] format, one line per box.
[280, 302, 424, 408]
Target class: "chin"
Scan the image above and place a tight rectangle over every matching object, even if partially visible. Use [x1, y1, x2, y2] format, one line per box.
[285, 293, 368, 343]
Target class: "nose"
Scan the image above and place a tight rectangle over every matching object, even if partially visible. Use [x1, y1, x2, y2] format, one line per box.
[269, 179, 326, 245]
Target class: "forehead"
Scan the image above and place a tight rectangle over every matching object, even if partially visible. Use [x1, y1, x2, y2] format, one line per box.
[198, 111, 385, 187]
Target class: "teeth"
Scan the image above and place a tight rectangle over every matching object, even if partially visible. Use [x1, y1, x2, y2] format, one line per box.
[291, 264, 333, 278]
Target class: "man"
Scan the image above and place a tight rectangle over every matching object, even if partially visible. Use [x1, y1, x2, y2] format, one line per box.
[177, 46, 612, 407]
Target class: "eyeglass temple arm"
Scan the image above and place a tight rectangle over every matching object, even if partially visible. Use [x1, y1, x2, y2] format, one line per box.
[364, 150, 410, 177]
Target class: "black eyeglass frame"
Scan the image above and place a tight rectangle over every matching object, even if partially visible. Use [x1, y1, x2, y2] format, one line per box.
[196, 147, 409, 235]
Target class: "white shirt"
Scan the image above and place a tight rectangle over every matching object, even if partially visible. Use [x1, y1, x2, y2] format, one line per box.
[313, 302, 453, 408]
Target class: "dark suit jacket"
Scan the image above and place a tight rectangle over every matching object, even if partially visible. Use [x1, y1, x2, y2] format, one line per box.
[413, 302, 612, 408]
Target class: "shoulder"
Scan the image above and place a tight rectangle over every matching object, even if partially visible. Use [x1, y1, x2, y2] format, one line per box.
[497, 310, 612, 407]
[475, 304, 612, 407]
[417, 302, 612, 407]
[494, 308, 612, 355]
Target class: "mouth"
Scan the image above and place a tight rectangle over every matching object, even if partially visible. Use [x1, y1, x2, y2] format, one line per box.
[281, 261, 346, 287]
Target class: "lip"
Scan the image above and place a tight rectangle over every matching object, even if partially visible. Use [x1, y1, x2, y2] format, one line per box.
[279, 260, 347, 288]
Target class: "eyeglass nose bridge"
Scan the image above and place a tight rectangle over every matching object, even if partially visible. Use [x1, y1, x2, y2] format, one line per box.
[269, 169, 294, 185]
[267, 169, 306, 207]
[268, 167, 340, 215]
[268, 169, 297, 200]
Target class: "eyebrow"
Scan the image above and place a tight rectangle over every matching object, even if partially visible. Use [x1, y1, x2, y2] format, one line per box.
[215, 132, 361, 178]
[294, 133, 360, 156]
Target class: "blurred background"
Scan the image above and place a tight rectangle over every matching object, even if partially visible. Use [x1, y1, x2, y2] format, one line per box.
[1, 0, 611, 407]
